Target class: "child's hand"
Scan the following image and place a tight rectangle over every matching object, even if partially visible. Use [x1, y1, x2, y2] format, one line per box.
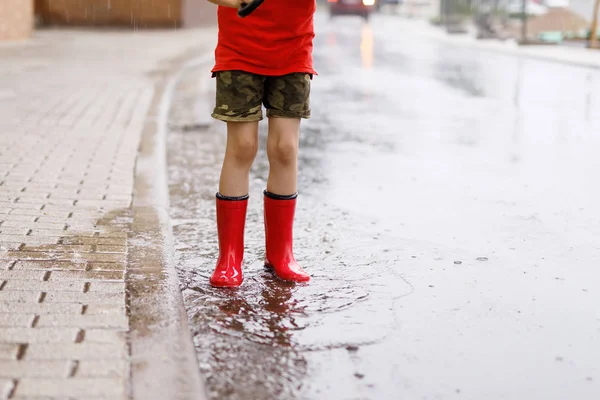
[207, 0, 247, 8]
[222, 0, 246, 7]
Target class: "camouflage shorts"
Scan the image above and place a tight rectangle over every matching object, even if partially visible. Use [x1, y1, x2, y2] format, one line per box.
[211, 70, 311, 122]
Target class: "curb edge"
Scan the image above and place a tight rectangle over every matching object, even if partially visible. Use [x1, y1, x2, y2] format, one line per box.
[127, 51, 215, 400]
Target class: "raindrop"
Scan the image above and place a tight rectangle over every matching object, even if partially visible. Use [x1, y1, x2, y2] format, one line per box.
[454, 261, 462, 265]
[476, 257, 488, 261]
[354, 373, 365, 379]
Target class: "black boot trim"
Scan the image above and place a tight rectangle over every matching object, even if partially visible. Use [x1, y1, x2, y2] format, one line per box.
[216, 192, 249, 201]
[263, 190, 298, 200]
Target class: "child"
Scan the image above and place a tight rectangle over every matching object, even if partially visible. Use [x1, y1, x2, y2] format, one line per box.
[206, 0, 317, 287]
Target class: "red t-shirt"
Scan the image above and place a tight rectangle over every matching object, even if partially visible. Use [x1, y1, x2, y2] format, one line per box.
[212, 0, 317, 76]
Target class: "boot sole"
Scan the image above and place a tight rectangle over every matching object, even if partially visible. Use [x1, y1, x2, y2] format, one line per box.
[209, 280, 243, 288]
[264, 263, 310, 283]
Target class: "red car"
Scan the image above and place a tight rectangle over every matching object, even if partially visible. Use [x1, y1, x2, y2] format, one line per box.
[328, 0, 377, 21]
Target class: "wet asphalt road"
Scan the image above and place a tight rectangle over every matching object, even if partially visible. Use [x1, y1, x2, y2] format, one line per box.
[167, 13, 600, 400]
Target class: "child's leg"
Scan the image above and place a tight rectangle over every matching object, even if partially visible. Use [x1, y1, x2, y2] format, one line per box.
[262, 73, 312, 282]
[209, 71, 264, 287]
[266, 118, 300, 195]
[219, 121, 259, 197]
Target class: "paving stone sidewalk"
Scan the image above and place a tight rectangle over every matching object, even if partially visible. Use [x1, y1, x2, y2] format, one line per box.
[0, 28, 215, 399]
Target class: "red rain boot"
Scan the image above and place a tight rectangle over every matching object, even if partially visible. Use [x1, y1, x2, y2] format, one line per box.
[210, 194, 248, 288]
[264, 191, 310, 282]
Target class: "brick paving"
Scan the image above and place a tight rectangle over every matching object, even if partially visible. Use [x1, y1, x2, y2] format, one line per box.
[0, 28, 215, 399]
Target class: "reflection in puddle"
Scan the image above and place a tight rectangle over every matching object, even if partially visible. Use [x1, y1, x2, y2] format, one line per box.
[360, 23, 373, 69]
[585, 71, 593, 122]
[513, 58, 524, 108]
[204, 276, 304, 348]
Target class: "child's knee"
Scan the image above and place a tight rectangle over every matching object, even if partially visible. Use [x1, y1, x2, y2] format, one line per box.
[230, 136, 258, 165]
[268, 136, 298, 165]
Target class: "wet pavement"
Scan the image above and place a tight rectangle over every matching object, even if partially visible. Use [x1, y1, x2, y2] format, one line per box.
[167, 13, 600, 400]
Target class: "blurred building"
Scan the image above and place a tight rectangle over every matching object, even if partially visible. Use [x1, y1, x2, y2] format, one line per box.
[34, 0, 216, 28]
[0, 0, 34, 40]
[0, 0, 216, 41]
[503, 0, 593, 40]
